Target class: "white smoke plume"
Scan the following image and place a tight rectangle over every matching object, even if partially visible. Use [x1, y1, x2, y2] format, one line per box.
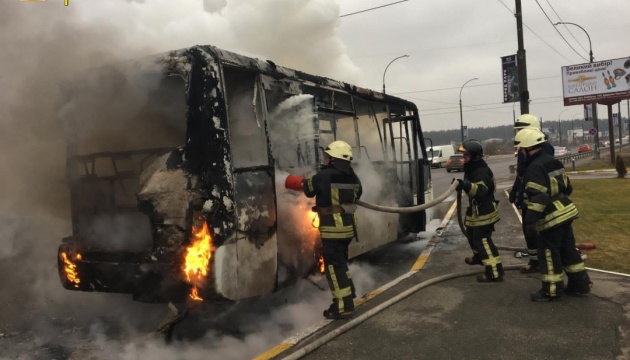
[0, 0, 366, 358]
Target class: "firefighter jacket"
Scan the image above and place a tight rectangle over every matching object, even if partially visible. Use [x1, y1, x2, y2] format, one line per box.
[303, 161, 362, 240]
[510, 141, 554, 208]
[462, 159, 500, 228]
[522, 150, 578, 232]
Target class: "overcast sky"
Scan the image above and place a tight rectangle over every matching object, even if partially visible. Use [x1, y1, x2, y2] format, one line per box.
[3, 0, 630, 135]
[336, 0, 630, 132]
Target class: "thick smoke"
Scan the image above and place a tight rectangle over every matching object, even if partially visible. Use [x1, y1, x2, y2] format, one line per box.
[0, 0, 365, 358]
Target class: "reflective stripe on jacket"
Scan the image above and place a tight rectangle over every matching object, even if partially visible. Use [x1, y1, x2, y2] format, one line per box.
[303, 162, 362, 240]
[523, 151, 578, 231]
[463, 159, 500, 227]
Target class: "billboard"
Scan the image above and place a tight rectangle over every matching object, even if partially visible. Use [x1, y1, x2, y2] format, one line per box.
[501, 55, 519, 103]
[561, 57, 630, 106]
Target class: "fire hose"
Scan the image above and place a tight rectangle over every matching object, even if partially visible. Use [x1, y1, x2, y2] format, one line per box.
[356, 180, 459, 213]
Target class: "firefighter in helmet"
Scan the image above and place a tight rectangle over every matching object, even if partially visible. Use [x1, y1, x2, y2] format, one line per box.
[509, 114, 554, 274]
[285, 140, 362, 319]
[514, 128, 592, 301]
[455, 139, 504, 282]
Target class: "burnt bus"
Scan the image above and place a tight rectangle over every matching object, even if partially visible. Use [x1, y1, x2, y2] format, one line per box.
[57, 45, 432, 304]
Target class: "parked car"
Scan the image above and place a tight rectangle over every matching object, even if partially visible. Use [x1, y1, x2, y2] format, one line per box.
[577, 144, 592, 153]
[445, 154, 465, 172]
[554, 147, 571, 157]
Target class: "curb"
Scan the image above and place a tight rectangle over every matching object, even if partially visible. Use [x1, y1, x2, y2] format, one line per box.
[566, 168, 629, 175]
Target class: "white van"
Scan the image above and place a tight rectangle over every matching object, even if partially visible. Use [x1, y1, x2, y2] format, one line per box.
[426, 145, 455, 168]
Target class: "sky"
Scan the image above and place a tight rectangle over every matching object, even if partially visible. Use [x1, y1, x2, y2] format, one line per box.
[3, 1, 629, 134]
[335, 0, 630, 132]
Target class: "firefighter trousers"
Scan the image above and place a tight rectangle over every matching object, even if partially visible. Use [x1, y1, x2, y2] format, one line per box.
[539, 221, 591, 296]
[322, 238, 355, 314]
[521, 207, 538, 262]
[466, 225, 504, 279]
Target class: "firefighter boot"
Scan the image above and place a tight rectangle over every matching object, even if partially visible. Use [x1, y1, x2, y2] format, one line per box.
[323, 303, 353, 320]
[565, 272, 593, 296]
[476, 273, 504, 283]
[530, 289, 561, 302]
[531, 280, 563, 302]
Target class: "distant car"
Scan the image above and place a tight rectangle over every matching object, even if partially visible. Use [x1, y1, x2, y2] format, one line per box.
[445, 154, 465, 172]
[577, 144, 592, 153]
[554, 147, 571, 157]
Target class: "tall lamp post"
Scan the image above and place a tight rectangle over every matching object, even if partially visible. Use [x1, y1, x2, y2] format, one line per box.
[558, 108, 570, 147]
[459, 77, 478, 144]
[382, 55, 409, 94]
[554, 21, 599, 158]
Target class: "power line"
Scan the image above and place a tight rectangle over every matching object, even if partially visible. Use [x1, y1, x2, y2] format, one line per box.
[495, 0, 574, 63]
[533, 0, 588, 62]
[544, 0, 588, 54]
[340, 0, 409, 18]
[416, 97, 564, 116]
[390, 75, 559, 96]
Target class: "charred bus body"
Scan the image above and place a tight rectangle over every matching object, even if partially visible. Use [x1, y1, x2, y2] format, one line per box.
[57, 45, 432, 304]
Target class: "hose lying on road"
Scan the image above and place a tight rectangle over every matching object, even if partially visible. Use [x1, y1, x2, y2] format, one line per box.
[279, 265, 523, 360]
[356, 181, 458, 213]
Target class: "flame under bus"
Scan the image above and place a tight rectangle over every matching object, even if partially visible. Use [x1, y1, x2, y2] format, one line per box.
[57, 45, 433, 303]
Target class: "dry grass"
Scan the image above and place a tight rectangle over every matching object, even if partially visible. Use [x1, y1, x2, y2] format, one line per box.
[575, 147, 630, 172]
[570, 178, 630, 273]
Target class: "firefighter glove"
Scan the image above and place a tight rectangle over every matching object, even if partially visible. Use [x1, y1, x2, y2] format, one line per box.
[508, 186, 517, 204]
[285, 175, 305, 191]
[455, 179, 471, 192]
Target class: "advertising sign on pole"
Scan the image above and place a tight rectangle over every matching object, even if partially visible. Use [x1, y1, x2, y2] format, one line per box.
[583, 104, 592, 121]
[501, 55, 519, 103]
[561, 57, 630, 106]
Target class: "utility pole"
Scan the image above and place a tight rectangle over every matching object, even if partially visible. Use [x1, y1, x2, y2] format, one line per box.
[617, 101, 623, 152]
[515, 0, 529, 114]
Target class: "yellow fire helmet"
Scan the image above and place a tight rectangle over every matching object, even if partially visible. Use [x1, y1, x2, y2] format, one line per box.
[514, 114, 541, 131]
[324, 140, 353, 161]
[514, 127, 545, 148]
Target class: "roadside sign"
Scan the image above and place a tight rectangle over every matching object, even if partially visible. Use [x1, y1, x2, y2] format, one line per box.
[588, 128, 597, 136]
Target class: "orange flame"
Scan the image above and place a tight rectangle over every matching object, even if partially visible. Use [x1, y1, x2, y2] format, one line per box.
[318, 255, 325, 274]
[308, 210, 319, 229]
[60, 251, 81, 288]
[183, 220, 213, 301]
[189, 286, 203, 301]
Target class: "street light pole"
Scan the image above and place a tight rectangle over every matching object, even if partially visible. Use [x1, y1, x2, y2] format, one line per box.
[558, 108, 570, 147]
[459, 77, 478, 144]
[382, 55, 409, 94]
[554, 21, 599, 158]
